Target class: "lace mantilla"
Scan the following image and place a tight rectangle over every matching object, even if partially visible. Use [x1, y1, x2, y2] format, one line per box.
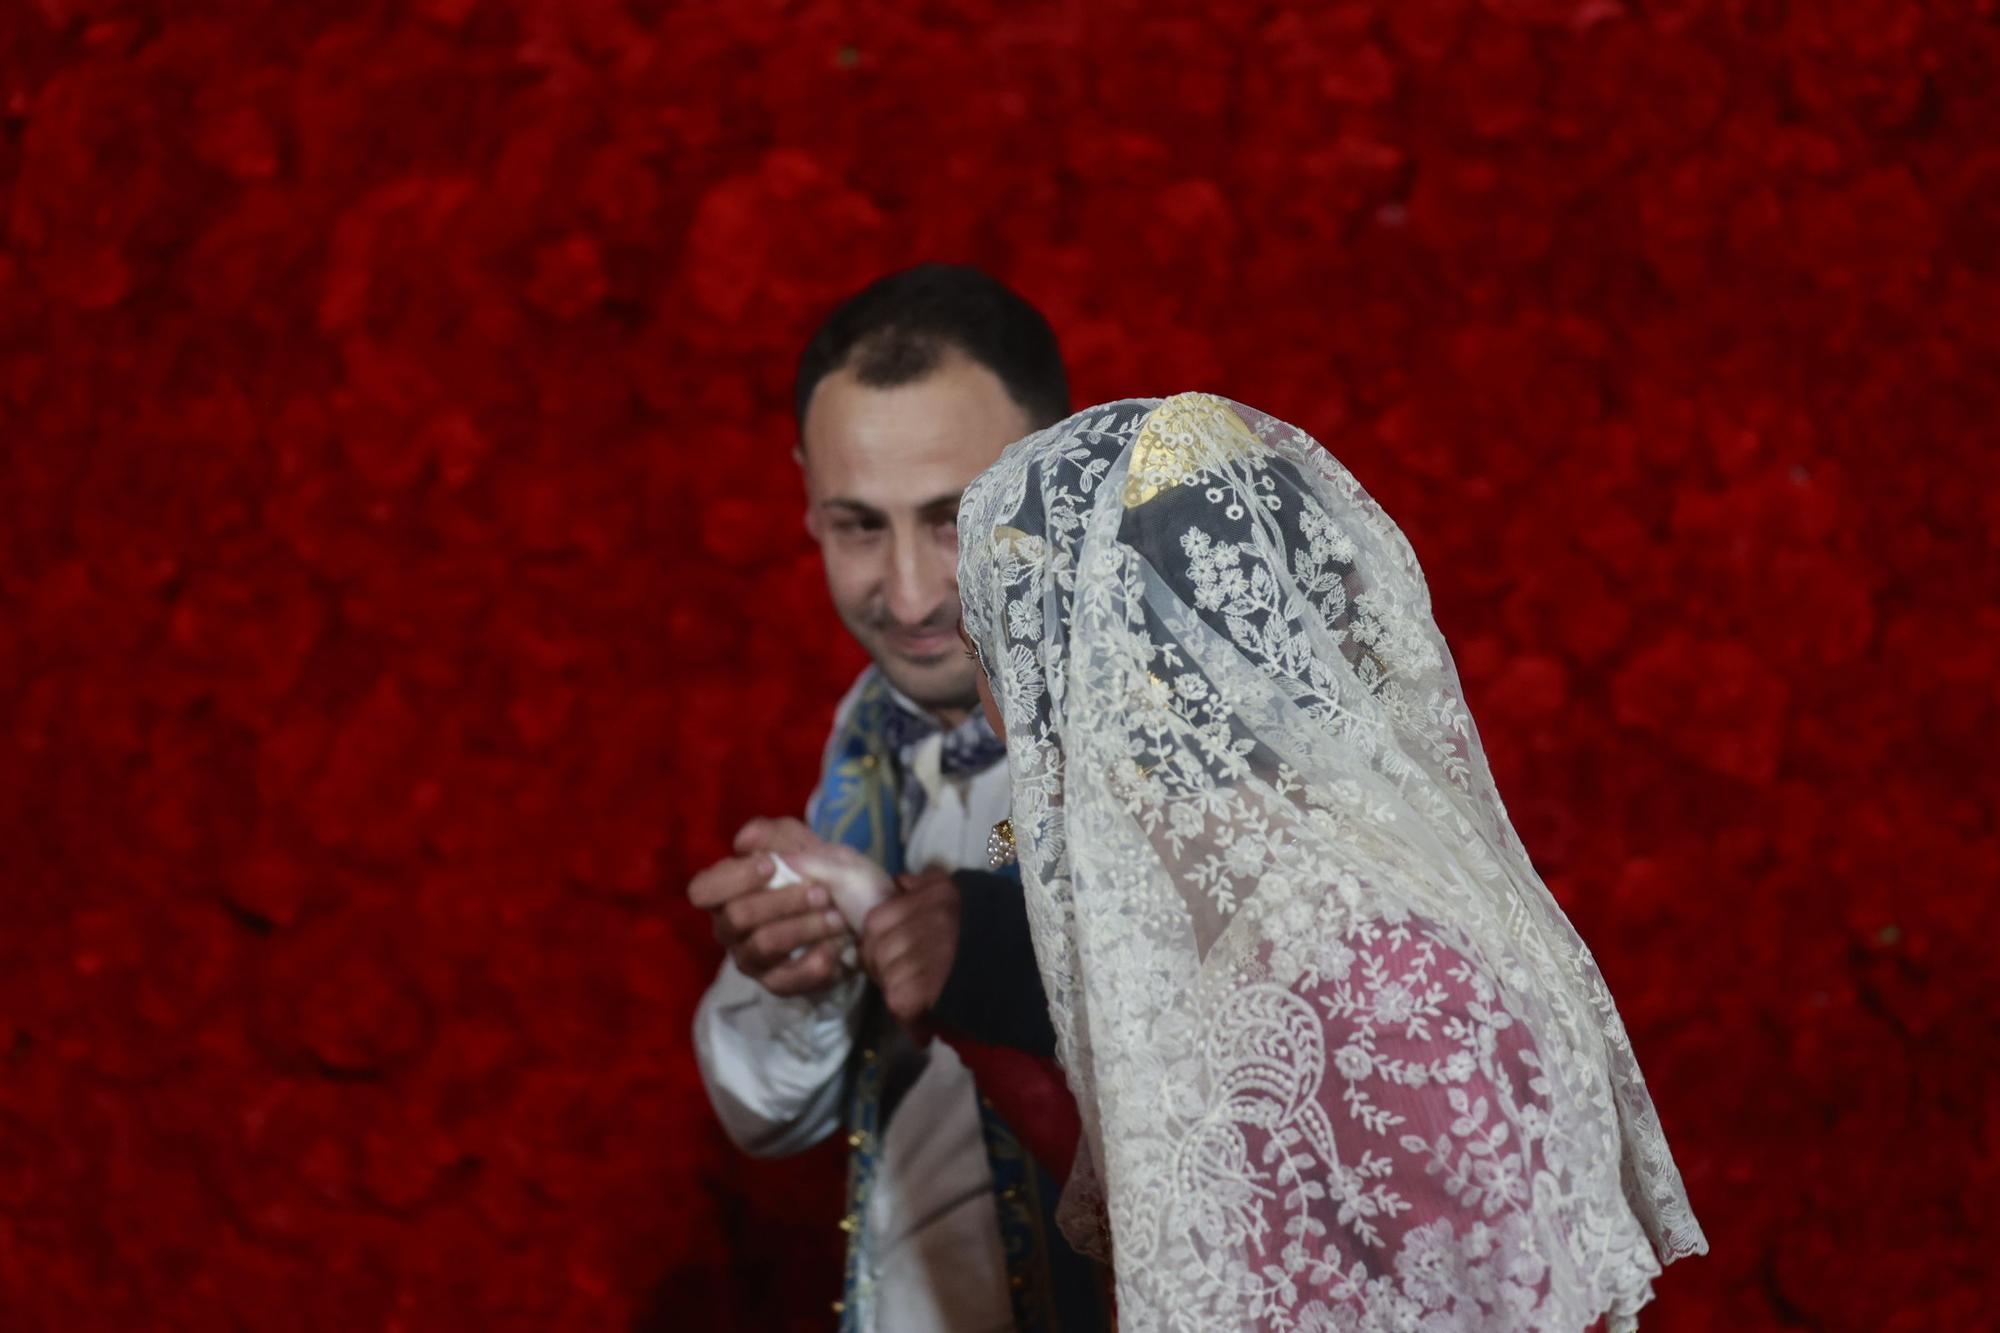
[958, 395, 1706, 1332]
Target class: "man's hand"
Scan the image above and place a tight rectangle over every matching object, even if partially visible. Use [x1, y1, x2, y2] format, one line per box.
[688, 818, 851, 997]
[859, 869, 963, 1027]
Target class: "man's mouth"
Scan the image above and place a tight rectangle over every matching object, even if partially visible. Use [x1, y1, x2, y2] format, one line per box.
[883, 627, 959, 660]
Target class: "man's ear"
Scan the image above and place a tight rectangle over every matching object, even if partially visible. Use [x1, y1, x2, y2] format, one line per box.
[794, 444, 820, 539]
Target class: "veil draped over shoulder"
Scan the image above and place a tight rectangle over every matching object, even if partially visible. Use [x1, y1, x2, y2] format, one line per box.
[957, 394, 1705, 1332]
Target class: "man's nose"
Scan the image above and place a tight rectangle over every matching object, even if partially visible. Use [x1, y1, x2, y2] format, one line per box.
[883, 529, 950, 627]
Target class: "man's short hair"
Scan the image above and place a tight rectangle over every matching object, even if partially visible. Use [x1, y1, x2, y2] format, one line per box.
[794, 263, 1070, 430]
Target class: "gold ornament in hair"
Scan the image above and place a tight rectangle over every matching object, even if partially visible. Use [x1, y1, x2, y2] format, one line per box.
[1121, 392, 1262, 509]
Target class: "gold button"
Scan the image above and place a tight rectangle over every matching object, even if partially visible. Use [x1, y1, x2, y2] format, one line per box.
[1001, 1187, 1019, 1202]
[831, 1299, 845, 1314]
[847, 1131, 865, 1148]
[1009, 1274, 1026, 1290]
[839, 1214, 859, 1234]
[861, 1048, 877, 1064]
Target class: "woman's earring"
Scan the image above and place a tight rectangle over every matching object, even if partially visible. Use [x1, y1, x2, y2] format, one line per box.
[987, 818, 1017, 869]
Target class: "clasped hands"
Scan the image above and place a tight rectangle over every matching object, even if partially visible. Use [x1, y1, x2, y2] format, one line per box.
[688, 817, 961, 1026]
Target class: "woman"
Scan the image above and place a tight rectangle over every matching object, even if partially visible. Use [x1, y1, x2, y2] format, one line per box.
[955, 394, 1706, 1332]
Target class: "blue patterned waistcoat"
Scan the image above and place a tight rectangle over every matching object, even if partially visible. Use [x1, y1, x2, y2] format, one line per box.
[809, 671, 1107, 1332]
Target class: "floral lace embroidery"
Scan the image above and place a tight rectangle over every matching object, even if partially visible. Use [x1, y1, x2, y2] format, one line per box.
[959, 396, 1706, 1332]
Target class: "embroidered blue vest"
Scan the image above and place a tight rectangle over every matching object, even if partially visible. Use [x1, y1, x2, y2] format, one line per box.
[809, 670, 1107, 1332]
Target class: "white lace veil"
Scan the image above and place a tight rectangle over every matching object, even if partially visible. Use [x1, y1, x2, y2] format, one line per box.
[959, 395, 1705, 1332]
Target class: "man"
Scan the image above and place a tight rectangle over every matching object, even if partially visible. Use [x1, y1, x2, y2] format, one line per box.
[690, 265, 1097, 1332]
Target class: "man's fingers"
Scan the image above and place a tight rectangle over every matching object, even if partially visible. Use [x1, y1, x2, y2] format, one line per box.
[739, 909, 849, 972]
[894, 868, 955, 896]
[880, 971, 918, 1023]
[879, 958, 940, 1024]
[861, 893, 916, 942]
[760, 939, 845, 997]
[859, 907, 910, 980]
[734, 817, 820, 857]
[858, 917, 885, 979]
[718, 881, 831, 943]
[862, 903, 951, 976]
[864, 923, 919, 977]
[864, 884, 951, 940]
[688, 855, 773, 911]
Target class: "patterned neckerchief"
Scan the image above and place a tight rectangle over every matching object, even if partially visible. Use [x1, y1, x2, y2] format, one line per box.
[878, 689, 1006, 837]
[876, 690, 1009, 779]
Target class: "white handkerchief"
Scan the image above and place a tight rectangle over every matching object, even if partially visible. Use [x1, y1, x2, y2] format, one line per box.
[778, 846, 894, 933]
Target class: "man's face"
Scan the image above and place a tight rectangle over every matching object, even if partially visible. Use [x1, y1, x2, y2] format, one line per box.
[800, 352, 1033, 722]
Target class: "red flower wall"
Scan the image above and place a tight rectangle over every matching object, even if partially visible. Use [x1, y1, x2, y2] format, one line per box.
[2, 2, 1995, 1329]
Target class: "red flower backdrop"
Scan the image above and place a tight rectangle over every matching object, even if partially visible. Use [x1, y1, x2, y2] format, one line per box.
[1, 1, 1994, 1328]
